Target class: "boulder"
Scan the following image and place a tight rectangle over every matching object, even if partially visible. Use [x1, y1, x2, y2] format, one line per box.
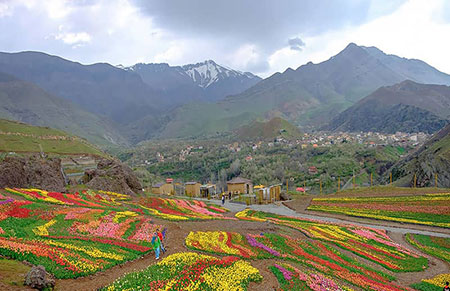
[280, 191, 292, 201]
[84, 159, 142, 195]
[24, 265, 55, 290]
[0, 155, 65, 192]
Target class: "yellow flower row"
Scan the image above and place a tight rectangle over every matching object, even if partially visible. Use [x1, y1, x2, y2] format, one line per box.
[185, 231, 241, 256]
[45, 240, 124, 261]
[112, 211, 138, 223]
[139, 205, 190, 221]
[423, 273, 450, 287]
[5, 188, 64, 205]
[98, 190, 129, 199]
[201, 260, 260, 291]
[159, 252, 261, 291]
[308, 206, 450, 228]
[235, 209, 265, 221]
[33, 219, 57, 236]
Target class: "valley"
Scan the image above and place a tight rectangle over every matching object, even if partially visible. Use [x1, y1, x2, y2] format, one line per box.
[0, 25, 449, 290]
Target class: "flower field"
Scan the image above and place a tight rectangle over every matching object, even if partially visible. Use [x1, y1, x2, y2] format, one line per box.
[136, 197, 233, 221]
[307, 193, 450, 228]
[102, 252, 262, 291]
[6, 188, 130, 209]
[406, 233, 450, 262]
[411, 273, 450, 291]
[0, 194, 163, 278]
[269, 262, 350, 291]
[186, 231, 410, 290]
[236, 209, 427, 272]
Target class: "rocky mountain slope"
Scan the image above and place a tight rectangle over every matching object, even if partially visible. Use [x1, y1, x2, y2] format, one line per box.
[124, 60, 261, 105]
[159, 43, 450, 138]
[0, 73, 127, 146]
[324, 80, 450, 134]
[389, 123, 450, 187]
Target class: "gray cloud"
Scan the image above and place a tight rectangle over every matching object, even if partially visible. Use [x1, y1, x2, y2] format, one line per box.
[131, 0, 405, 72]
[0, 0, 408, 75]
[288, 37, 305, 51]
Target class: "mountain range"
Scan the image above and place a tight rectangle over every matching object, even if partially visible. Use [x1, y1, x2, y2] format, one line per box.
[0, 52, 260, 144]
[0, 72, 126, 146]
[324, 80, 450, 134]
[158, 43, 450, 138]
[123, 60, 260, 105]
[1, 43, 450, 145]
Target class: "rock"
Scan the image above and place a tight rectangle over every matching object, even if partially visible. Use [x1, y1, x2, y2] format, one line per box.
[24, 265, 55, 290]
[0, 155, 65, 192]
[280, 191, 292, 201]
[84, 159, 142, 195]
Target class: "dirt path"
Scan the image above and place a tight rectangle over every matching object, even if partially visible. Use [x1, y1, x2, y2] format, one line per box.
[389, 232, 450, 286]
[13, 194, 450, 290]
[54, 218, 282, 291]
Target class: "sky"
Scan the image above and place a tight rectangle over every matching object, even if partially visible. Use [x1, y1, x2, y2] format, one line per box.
[0, 0, 449, 78]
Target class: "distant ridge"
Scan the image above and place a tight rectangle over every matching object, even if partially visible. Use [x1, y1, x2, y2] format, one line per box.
[0, 72, 127, 146]
[157, 43, 450, 138]
[324, 80, 450, 134]
[124, 60, 261, 105]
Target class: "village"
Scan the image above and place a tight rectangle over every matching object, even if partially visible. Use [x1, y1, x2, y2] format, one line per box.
[151, 176, 282, 205]
[137, 130, 430, 167]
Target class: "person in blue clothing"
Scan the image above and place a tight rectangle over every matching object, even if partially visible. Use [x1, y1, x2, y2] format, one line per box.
[151, 231, 162, 260]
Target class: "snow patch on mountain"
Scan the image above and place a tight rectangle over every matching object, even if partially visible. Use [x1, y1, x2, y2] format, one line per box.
[121, 60, 261, 89]
[182, 60, 259, 88]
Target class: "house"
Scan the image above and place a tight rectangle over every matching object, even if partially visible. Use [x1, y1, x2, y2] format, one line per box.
[227, 177, 253, 194]
[185, 182, 201, 197]
[308, 166, 318, 175]
[200, 184, 217, 198]
[152, 178, 174, 195]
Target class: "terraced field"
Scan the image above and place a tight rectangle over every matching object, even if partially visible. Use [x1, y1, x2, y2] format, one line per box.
[307, 193, 450, 228]
[0, 187, 448, 290]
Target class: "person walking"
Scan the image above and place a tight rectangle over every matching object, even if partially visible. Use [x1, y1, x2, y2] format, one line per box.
[151, 231, 161, 260]
[222, 194, 225, 205]
[157, 228, 166, 253]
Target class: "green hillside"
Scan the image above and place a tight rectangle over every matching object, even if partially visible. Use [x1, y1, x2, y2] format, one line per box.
[234, 117, 302, 140]
[0, 119, 105, 156]
[158, 43, 450, 139]
[0, 72, 127, 147]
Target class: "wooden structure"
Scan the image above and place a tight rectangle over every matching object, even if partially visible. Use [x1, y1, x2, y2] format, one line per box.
[200, 184, 217, 198]
[152, 178, 174, 195]
[256, 184, 281, 204]
[227, 177, 253, 194]
[185, 182, 201, 197]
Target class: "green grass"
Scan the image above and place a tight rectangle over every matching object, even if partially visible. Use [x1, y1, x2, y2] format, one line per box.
[0, 119, 105, 156]
[406, 234, 450, 261]
[0, 257, 31, 287]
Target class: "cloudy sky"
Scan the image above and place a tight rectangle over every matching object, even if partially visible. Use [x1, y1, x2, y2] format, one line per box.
[0, 0, 449, 77]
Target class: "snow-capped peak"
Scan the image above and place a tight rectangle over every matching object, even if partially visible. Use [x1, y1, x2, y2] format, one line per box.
[182, 60, 258, 88]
